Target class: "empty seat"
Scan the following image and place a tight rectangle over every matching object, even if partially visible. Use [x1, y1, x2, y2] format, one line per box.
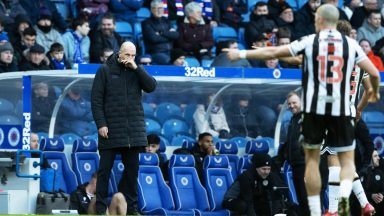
[183, 104, 197, 126]
[115, 21, 133, 40]
[155, 102, 182, 124]
[135, 7, 151, 21]
[212, 27, 238, 43]
[60, 133, 81, 145]
[217, 140, 239, 180]
[171, 135, 195, 146]
[203, 155, 232, 215]
[143, 102, 154, 117]
[162, 118, 190, 142]
[245, 138, 269, 154]
[145, 117, 162, 135]
[229, 136, 248, 148]
[238, 155, 252, 174]
[0, 114, 21, 125]
[0, 98, 14, 114]
[182, 140, 196, 150]
[138, 153, 194, 215]
[71, 138, 117, 194]
[40, 137, 78, 193]
[185, 57, 200, 67]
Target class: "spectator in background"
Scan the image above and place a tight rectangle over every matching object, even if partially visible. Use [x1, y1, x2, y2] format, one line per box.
[350, 28, 358, 40]
[275, 91, 309, 216]
[357, 10, 384, 46]
[146, 134, 168, 180]
[351, 0, 378, 29]
[62, 16, 91, 68]
[190, 132, 219, 183]
[137, 54, 152, 66]
[217, 0, 247, 29]
[0, 42, 18, 73]
[31, 82, 55, 133]
[222, 153, 289, 215]
[35, 8, 64, 53]
[0, 0, 27, 29]
[0, 20, 9, 43]
[142, 0, 179, 65]
[13, 27, 36, 63]
[170, 48, 187, 66]
[294, 0, 320, 39]
[263, 58, 280, 69]
[77, 0, 109, 28]
[360, 38, 384, 71]
[276, 27, 298, 68]
[167, 0, 220, 26]
[99, 47, 114, 64]
[274, 4, 296, 40]
[60, 87, 96, 137]
[19, 1, 67, 32]
[90, 13, 124, 63]
[211, 40, 251, 67]
[19, 43, 50, 71]
[30, 133, 39, 150]
[193, 93, 230, 139]
[176, 2, 214, 61]
[245, 1, 277, 48]
[362, 150, 384, 215]
[267, 0, 291, 18]
[47, 43, 71, 70]
[226, 94, 261, 138]
[342, 0, 363, 20]
[109, 0, 143, 23]
[9, 14, 31, 45]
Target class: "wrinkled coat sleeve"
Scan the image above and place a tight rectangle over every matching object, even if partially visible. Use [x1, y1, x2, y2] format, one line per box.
[91, 66, 107, 129]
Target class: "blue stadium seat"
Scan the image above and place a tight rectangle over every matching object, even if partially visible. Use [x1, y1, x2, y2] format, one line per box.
[143, 102, 154, 117]
[228, 136, 248, 148]
[168, 155, 214, 215]
[286, 0, 307, 10]
[171, 135, 195, 146]
[212, 27, 238, 43]
[363, 111, 384, 129]
[216, 140, 239, 180]
[282, 161, 299, 205]
[159, 135, 169, 147]
[115, 21, 133, 41]
[185, 57, 201, 67]
[145, 117, 162, 135]
[135, 7, 151, 22]
[162, 118, 190, 141]
[71, 138, 117, 194]
[134, 22, 145, 54]
[138, 153, 194, 215]
[60, 133, 81, 145]
[15, 100, 22, 116]
[40, 137, 78, 193]
[181, 140, 196, 150]
[203, 155, 232, 215]
[245, 138, 269, 154]
[201, 59, 213, 67]
[155, 102, 182, 124]
[0, 114, 21, 125]
[0, 98, 15, 114]
[238, 155, 252, 174]
[53, 0, 70, 20]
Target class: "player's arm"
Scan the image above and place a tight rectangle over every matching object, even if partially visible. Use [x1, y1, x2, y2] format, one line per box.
[357, 59, 381, 103]
[279, 55, 303, 65]
[356, 77, 372, 120]
[226, 45, 293, 61]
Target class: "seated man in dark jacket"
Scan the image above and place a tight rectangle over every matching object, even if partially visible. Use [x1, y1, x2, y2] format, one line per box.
[19, 43, 50, 71]
[142, 0, 179, 65]
[70, 172, 127, 215]
[0, 42, 18, 73]
[222, 153, 290, 216]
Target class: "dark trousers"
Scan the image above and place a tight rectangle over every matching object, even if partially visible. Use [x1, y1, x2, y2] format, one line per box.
[95, 146, 144, 214]
[292, 165, 310, 216]
[222, 198, 247, 215]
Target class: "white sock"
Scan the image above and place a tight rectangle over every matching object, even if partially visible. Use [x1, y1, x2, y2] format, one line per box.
[308, 195, 321, 216]
[340, 179, 353, 198]
[352, 175, 369, 207]
[328, 166, 341, 213]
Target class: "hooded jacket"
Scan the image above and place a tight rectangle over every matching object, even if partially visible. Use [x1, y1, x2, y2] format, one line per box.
[91, 53, 156, 150]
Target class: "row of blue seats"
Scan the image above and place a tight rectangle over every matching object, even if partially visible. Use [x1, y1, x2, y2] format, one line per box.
[39, 135, 292, 215]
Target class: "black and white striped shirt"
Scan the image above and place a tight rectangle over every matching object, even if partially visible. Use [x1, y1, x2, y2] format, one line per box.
[349, 65, 369, 118]
[289, 29, 367, 116]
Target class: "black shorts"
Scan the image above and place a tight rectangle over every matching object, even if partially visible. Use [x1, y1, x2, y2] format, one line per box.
[302, 113, 355, 152]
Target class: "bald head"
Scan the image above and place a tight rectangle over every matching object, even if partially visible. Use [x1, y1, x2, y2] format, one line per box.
[120, 41, 136, 53]
[118, 41, 136, 62]
[315, 4, 339, 32]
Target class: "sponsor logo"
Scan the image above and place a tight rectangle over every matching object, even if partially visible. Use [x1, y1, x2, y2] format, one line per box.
[185, 67, 215, 77]
[22, 113, 31, 150]
[8, 127, 20, 147]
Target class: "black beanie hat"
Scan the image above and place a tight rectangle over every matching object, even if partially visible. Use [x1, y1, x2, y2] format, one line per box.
[170, 48, 186, 64]
[252, 153, 271, 168]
